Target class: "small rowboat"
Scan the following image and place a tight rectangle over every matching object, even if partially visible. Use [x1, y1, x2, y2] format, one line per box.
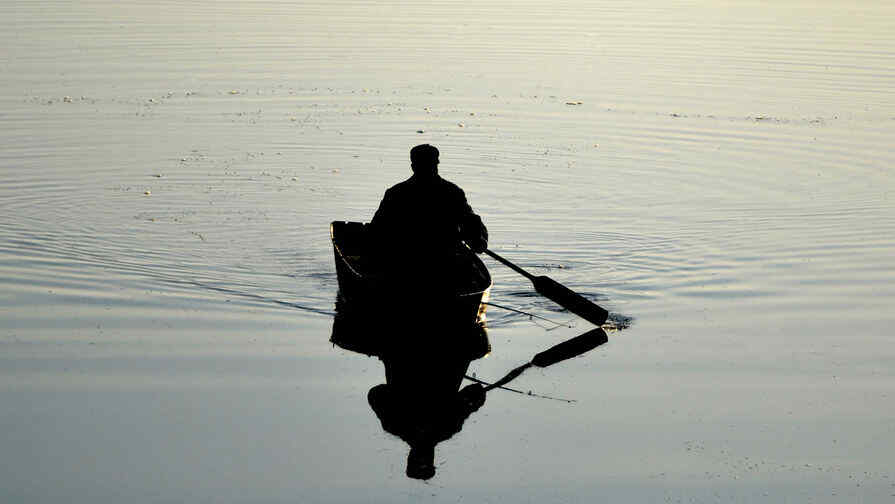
[330, 220, 491, 341]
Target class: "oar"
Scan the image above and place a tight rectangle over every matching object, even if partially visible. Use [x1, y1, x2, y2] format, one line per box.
[483, 248, 609, 326]
[466, 327, 609, 397]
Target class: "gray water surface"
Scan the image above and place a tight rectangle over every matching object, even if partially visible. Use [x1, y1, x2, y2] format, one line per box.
[2, 1, 895, 502]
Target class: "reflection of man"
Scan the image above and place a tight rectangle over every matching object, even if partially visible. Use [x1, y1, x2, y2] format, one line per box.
[333, 291, 491, 480]
[368, 382, 485, 480]
[370, 144, 487, 270]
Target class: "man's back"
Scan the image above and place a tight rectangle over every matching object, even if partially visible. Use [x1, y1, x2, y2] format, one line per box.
[372, 175, 470, 257]
[368, 144, 487, 271]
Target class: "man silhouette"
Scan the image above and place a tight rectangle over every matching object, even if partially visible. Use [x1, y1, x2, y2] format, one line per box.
[370, 144, 487, 272]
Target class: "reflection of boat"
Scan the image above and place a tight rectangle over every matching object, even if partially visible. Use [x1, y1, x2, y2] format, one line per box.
[330, 220, 491, 326]
[331, 300, 488, 480]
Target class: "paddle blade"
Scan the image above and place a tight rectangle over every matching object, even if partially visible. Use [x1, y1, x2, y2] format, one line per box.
[531, 328, 608, 368]
[533, 276, 609, 326]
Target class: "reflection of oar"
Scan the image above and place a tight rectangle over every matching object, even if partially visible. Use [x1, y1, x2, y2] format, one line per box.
[483, 248, 609, 326]
[465, 328, 609, 400]
[463, 374, 575, 403]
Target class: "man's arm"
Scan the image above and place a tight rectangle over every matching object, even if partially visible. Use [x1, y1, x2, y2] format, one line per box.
[370, 187, 392, 227]
[457, 189, 488, 253]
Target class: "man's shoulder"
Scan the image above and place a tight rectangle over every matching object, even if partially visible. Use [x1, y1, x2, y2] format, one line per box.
[383, 175, 466, 200]
[435, 176, 465, 197]
[383, 177, 413, 196]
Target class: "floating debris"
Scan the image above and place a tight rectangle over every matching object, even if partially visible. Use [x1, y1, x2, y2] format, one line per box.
[143, 190, 151, 195]
[565, 101, 583, 105]
[229, 90, 240, 95]
[63, 96, 73, 103]
[416, 130, 424, 134]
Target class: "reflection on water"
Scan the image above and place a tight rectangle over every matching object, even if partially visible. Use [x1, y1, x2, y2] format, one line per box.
[332, 293, 609, 480]
[332, 301, 489, 480]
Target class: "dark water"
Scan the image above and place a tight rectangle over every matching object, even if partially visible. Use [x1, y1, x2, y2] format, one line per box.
[2, 1, 895, 502]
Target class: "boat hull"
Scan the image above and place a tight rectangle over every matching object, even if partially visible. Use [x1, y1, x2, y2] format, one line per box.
[330, 221, 491, 328]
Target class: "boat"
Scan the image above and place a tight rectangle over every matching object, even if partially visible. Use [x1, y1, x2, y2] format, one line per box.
[330, 220, 492, 356]
[330, 220, 491, 322]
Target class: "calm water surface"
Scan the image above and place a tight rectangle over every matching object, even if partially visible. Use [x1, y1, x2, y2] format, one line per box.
[2, 1, 895, 502]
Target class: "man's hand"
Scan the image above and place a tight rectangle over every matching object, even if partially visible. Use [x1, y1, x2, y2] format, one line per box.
[466, 236, 487, 254]
[461, 214, 488, 253]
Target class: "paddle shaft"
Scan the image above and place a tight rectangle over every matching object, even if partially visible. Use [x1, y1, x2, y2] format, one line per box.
[483, 248, 536, 281]
[483, 248, 609, 326]
[463, 374, 574, 403]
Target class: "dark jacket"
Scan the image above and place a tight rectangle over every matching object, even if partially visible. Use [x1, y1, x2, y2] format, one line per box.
[369, 174, 487, 268]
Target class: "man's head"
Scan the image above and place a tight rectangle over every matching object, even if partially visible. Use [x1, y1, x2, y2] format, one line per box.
[410, 144, 439, 177]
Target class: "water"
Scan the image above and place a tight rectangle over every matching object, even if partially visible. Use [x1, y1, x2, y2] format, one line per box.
[2, 0, 895, 502]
